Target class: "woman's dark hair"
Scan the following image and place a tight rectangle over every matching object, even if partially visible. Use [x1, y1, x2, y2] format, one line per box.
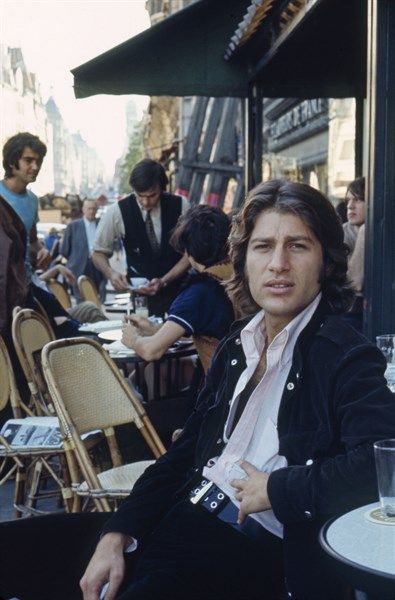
[228, 179, 355, 315]
[129, 158, 168, 192]
[3, 132, 47, 178]
[170, 205, 231, 268]
[346, 176, 365, 201]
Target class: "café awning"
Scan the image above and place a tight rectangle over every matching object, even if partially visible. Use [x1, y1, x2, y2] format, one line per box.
[71, 0, 251, 99]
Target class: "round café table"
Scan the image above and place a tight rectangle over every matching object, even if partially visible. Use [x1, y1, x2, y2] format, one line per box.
[320, 502, 395, 598]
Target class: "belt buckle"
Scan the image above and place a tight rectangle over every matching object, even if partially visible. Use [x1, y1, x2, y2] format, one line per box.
[190, 480, 213, 505]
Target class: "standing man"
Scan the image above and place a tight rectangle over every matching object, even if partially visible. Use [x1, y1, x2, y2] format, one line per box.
[61, 198, 106, 302]
[0, 132, 50, 276]
[92, 158, 190, 316]
[80, 180, 394, 600]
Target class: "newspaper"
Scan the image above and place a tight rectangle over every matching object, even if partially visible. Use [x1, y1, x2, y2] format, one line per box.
[0, 417, 62, 449]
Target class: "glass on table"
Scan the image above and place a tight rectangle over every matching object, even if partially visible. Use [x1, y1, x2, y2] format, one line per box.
[374, 438, 395, 519]
[376, 334, 395, 392]
[135, 295, 149, 319]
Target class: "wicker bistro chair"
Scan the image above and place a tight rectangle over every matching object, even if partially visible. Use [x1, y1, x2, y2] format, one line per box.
[42, 337, 166, 511]
[0, 336, 72, 516]
[46, 279, 72, 310]
[78, 275, 101, 308]
[12, 307, 58, 416]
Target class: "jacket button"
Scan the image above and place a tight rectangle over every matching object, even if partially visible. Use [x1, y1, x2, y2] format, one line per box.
[305, 459, 313, 466]
[235, 338, 241, 345]
[304, 510, 312, 519]
[216, 438, 222, 444]
[286, 382, 295, 391]
[231, 359, 238, 366]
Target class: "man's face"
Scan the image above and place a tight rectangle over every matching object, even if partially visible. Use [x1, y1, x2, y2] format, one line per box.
[11, 147, 43, 185]
[346, 191, 365, 226]
[135, 184, 161, 211]
[246, 210, 324, 330]
[82, 201, 97, 221]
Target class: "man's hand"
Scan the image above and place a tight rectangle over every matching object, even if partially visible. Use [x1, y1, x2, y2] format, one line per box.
[230, 460, 271, 524]
[80, 532, 129, 600]
[136, 278, 163, 297]
[36, 246, 51, 269]
[57, 265, 77, 286]
[124, 314, 158, 336]
[110, 271, 130, 292]
[121, 321, 139, 349]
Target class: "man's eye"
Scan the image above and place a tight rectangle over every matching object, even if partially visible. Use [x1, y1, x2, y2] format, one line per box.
[289, 243, 307, 250]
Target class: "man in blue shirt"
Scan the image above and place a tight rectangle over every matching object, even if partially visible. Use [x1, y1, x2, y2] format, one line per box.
[0, 132, 50, 276]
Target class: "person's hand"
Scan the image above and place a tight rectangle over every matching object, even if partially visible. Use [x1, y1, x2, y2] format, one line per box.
[80, 532, 129, 600]
[58, 265, 77, 286]
[124, 314, 157, 336]
[121, 321, 139, 349]
[137, 278, 165, 297]
[36, 247, 51, 269]
[230, 460, 271, 524]
[110, 271, 129, 292]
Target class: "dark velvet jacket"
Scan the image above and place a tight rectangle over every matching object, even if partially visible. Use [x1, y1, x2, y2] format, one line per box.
[104, 300, 395, 592]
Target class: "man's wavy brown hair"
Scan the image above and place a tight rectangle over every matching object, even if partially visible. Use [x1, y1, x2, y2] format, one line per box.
[227, 180, 355, 316]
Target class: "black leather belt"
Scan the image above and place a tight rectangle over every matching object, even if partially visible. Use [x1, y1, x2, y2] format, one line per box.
[189, 479, 270, 544]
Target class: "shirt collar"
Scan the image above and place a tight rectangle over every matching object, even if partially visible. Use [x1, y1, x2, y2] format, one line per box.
[240, 292, 322, 367]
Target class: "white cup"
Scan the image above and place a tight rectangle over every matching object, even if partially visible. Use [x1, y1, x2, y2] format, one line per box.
[130, 277, 149, 289]
[374, 439, 395, 518]
[376, 334, 395, 392]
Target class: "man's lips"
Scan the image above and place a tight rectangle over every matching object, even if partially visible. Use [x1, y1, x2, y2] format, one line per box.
[264, 280, 294, 293]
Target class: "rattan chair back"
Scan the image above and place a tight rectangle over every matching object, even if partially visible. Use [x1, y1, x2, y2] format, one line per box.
[12, 308, 56, 414]
[78, 275, 101, 308]
[0, 336, 32, 418]
[42, 337, 165, 510]
[46, 280, 72, 310]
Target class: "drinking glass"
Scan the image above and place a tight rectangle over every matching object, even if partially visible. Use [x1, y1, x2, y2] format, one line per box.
[374, 439, 395, 519]
[376, 334, 395, 392]
[135, 295, 149, 318]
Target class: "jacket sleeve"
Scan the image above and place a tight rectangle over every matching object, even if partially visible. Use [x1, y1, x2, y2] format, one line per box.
[267, 343, 395, 524]
[60, 224, 72, 259]
[101, 355, 222, 540]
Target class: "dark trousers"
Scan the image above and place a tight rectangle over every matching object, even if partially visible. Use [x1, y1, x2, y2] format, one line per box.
[0, 503, 284, 600]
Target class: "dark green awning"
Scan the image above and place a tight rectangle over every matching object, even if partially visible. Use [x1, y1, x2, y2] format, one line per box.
[71, 0, 251, 99]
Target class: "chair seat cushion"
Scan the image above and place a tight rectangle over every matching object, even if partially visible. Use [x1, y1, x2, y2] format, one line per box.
[77, 460, 154, 495]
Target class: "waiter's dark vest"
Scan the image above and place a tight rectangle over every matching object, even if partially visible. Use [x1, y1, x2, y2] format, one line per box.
[118, 192, 182, 280]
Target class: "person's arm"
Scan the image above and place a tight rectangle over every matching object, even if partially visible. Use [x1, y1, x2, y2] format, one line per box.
[141, 254, 190, 296]
[40, 265, 77, 286]
[92, 251, 129, 292]
[267, 343, 395, 524]
[124, 314, 161, 336]
[347, 223, 365, 293]
[92, 205, 129, 292]
[121, 319, 185, 361]
[30, 224, 50, 268]
[60, 224, 72, 259]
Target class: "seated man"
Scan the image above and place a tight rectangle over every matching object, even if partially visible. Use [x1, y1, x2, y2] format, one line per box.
[1, 182, 393, 600]
[121, 205, 234, 374]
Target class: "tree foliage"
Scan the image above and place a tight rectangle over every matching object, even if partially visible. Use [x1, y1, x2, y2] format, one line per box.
[119, 121, 144, 194]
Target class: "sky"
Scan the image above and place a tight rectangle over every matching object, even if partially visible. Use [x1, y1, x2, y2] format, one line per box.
[0, 0, 151, 176]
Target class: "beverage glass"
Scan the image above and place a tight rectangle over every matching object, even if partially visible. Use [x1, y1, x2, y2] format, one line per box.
[374, 439, 395, 519]
[135, 295, 149, 318]
[376, 334, 395, 392]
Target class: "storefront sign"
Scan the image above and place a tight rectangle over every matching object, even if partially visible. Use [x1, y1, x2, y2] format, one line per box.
[269, 99, 328, 140]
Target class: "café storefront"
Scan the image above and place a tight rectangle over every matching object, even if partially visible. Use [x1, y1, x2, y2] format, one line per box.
[71, 0, 395, 339]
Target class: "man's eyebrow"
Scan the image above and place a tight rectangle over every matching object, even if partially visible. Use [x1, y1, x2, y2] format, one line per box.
[250, 235, 315, 244]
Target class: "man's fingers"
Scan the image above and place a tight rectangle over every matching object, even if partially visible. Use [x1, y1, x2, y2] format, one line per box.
[237, 507, 246, 525]
[238, 460, 258, 476]
[230, 477, 246, 490]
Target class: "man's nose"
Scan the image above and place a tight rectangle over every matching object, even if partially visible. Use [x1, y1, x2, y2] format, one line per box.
[268, 247, 289, 272]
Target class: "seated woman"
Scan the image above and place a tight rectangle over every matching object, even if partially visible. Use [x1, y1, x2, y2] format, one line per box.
[121, 205, 235, 378]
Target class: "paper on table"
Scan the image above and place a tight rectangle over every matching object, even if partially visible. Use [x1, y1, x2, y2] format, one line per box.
[78, 320, 123, 334]
[102, 341, 136, 356]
